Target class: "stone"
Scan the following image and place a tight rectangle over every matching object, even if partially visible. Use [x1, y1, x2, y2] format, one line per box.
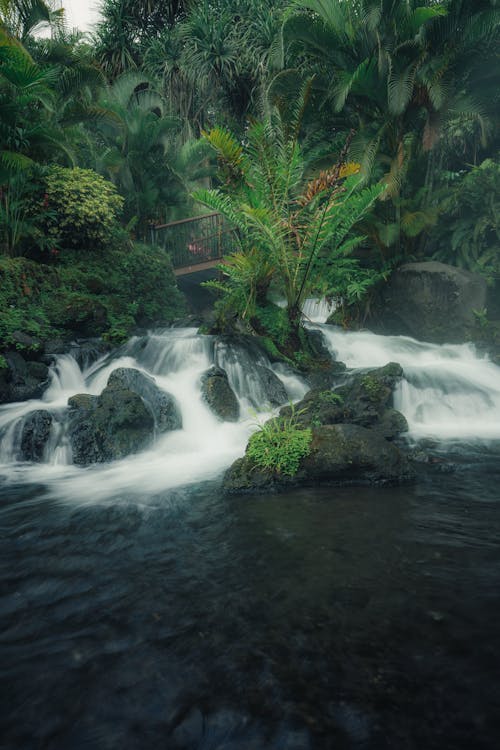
[302, 423, 413, 483]
[107, 367, 182, 432]
[281, 362, 407, 436]
[19, 410, 53, 461]
[368, 261, 487, 343]
[68, 384, 155, 465]
[0, 351, 49, 404]
[254, 365, 288, 407]
[223, 423, 414, 494]
[200, 366, 239, 422]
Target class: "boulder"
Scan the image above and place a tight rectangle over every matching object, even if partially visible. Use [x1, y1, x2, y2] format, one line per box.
[68, 384, 155, 466]
[19, 410, 53, 461]
[200, 366, 239, 422]
[281, 362, 407, 438]
[368, 261, 487, 343]
[224, 423, 413, 493]
[0, 352, 49, 404]
[107, 367, 182, 432]
[254, 365, 288, 407]
[302, 424, 412, 482]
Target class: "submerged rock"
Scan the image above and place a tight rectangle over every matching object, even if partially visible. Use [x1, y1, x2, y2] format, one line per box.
[200, 366, 240, 422]
[68, 384, 155, 465]
[224, 423, 413, 494]
[19, 410, 53, 462]
[367, 261, 487, 343]
[107, 367, 182, 432]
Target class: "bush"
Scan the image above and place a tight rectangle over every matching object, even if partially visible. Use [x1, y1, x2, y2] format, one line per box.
[41, 167, 124, 250]
[0, 243, 185, 351]
[247, 413, 312, 476]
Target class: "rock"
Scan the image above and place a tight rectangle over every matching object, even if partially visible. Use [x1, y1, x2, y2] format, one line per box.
[224, 423, 413, 493]
[66, 339, 111, 369]
[335, 362, 404, 429]
[306, 360, 347, 390]
[254, 365, 288, 407]
[11, 330, 41, 351]
[281, 362, 407, 437]
[375, 408, 409, 440]
[107, 367, 182, 432]
[302, 424, 413, 483]
[200, 366, 239, 422]
[368, 261, 487, 343]
[0, 352, 49, 404]
[19, 410, 53, 461]
[68, 384, 155, 465]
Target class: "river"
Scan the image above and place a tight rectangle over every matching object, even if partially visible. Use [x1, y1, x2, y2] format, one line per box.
[1, 324, 499, 749]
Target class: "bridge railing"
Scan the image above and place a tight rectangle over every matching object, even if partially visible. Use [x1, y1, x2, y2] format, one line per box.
[151, 212, 237, 271]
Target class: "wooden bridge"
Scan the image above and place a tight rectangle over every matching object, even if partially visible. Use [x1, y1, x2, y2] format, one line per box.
[151, 212, 236, 276]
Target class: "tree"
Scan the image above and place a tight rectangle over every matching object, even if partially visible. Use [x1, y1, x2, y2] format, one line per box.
[282, 0, 499, 256]
[194, 91, 383, 346]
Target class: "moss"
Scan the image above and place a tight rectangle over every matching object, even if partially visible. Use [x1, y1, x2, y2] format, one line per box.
[360, 374, 387, 403]
[0, 242, 185, 352]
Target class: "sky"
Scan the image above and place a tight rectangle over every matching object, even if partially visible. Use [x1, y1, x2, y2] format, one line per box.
[61, 0, 102, 32]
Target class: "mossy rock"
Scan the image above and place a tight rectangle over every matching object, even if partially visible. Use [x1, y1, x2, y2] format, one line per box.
[68, 384, 155, 465]
[200, 366, 239, 422]
[224, 423, 414, 494]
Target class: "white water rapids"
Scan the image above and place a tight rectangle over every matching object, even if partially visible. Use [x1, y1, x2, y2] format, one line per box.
[1, 322, 500, 500]
[0, 329, 307, 500]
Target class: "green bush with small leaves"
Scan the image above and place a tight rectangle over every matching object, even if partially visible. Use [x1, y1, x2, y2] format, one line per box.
[42, 167, 124, 250]
[247, 413, 312, 476]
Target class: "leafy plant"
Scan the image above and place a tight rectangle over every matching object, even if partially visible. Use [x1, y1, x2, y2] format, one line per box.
[40, 166, 124, 249]
[432, 159, 500, 279]
[247, 407, 312, 476]
[194, 92, 383, 346]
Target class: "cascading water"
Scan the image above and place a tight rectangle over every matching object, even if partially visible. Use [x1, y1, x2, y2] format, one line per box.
[0, 328, 308, 500]
[317, 325, 500, 441]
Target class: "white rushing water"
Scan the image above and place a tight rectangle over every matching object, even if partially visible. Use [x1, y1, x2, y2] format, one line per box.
[0, 328, 308, 500]
[2, 324, 500, 500]
[318, 326, 500, 440]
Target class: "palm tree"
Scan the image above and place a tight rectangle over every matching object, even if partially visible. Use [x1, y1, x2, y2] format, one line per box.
[0, 0, 63, 40]
[283, 0, 499, 255]
[93, 72, 200, 236]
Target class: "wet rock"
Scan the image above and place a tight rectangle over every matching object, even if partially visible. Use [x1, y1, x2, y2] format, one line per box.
[367, 261, 487, 343]
[254, 365, 288, 407]
[10, 330, 41, 351]
[306, 360, 347, 390]
[107, 367, 182, 432]
[304, 424, 412, 482]
[281, 362, 407, 437]
[0, 352, 49, 404]
[19, 410, 53, 461]
[376, 407, 409, 440]
[67, 339, 111, 369]
[200, 366, 239, 422]
[224, 423, 413, 494]
[68, 384, 155, 465]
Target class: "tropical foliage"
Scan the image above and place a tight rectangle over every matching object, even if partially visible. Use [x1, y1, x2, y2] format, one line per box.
[0, 0, 498, 351]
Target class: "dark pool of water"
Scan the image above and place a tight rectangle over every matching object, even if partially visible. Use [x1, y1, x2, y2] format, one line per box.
[1, 455, 499, 749]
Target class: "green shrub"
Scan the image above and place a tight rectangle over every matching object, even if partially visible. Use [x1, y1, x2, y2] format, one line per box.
[0, 243, 185, 351]
[41, 167, 124, 250]
[247, 413, 312, 476]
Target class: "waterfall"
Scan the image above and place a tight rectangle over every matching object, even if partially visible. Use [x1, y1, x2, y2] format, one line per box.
[318, 326, 500, 440]
[2, 323, 500, 499]
[0, 328, 308, 499]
